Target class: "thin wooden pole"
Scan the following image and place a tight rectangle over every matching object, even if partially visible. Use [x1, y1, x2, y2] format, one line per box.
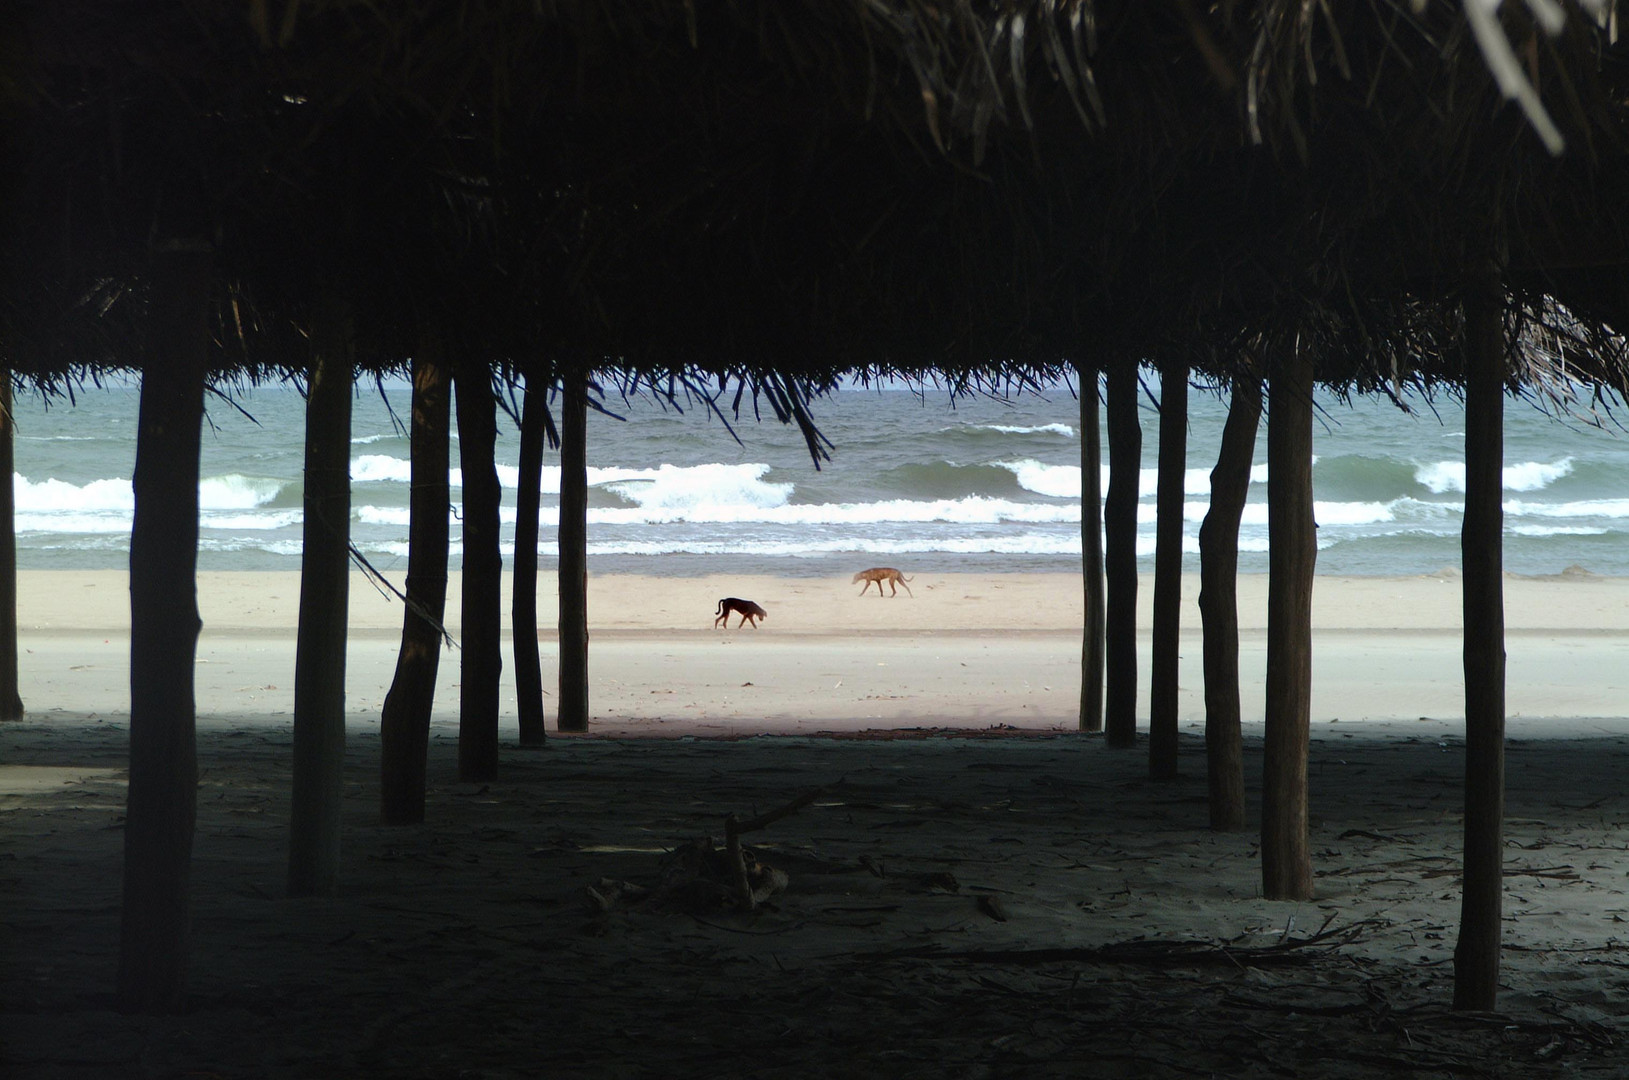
[117, 241, 209, 1013]
[1078, 364, 1104, 734]
[288, 299, 353, 897]
[513, 379, 548, 747]
[1149, 361, 1187, 780]
[378, 346, 451, 825]
[0, 369, 24, 721]
[1104, 359, 1141, 749]
[1198, 374, 1261, 831]
[1261, 350, 1316, 901]
[455, 361, 502, 781]
[556, 371, 590, 733]
[1453, 268, 1507, 1011]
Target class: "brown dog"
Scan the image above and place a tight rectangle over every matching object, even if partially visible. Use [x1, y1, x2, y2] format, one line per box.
[714, 597, 767, 629]
[852, 567, 914, 597]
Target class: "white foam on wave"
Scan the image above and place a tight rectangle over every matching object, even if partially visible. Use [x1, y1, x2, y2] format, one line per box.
[357, 506, 410, 527]
[1504, 497, 1629, 519]
[200, 509, 304, 531]
[15, 471, 280, 519]
[1415, 458, 1573, 494]
[16, 475, 133, 513]
[199, 474, 283, 510]
[352, 455, 776, 501]
[980, 423, 1075, 437]
[353, 454, 412, 484]
[1510, 524, 1610, 537]
[998, 460, 1080, 498]
[601, 462, 792, 512]
[1133, 498, 1401, 527]
[582, 532, 1086, 558]
[1129, 534, 1270, 558]
[15, 512, 131, 535]
[1006, 462, 1261, 500]
[1086, 461, 1276, 498]
[357, 494, 1081, 532]
[591, 495, 1078, 528]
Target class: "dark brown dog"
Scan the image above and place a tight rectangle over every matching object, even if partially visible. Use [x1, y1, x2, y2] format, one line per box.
[714, 597, 767, 629]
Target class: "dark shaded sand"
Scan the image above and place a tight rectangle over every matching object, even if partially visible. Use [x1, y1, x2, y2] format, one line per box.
[4, 718, 1629, 1078]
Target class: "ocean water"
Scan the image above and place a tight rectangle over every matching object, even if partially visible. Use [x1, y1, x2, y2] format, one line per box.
[9, 378, 1629, 577]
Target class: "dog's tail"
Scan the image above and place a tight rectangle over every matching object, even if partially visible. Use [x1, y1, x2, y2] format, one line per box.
[715, 598, 724, 615]
[902, 574, 914, 583]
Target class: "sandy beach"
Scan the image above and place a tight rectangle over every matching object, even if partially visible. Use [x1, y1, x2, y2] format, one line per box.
[4, 569, 1629, 1076]
[12, 567, 1629, 736]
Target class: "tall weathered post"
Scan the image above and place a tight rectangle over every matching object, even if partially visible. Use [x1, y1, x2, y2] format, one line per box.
[0, 369, 24, 721]
[288, 299, 354, 896]
[1104, 359, 1142, 749]
[456, 361, 502, 781]
[1149, 361, 1187, 779]
[118, 241, 210, 1013]
[379, 346, 451, 825]
[1453, 266, 1507, 1011]
[1198, 373, 1261, 831]
[556, 370, 590, 732]
[1078, 363, 1104, 733]
[513, 379, 548, 747]
[1261, 350, 1316, 901]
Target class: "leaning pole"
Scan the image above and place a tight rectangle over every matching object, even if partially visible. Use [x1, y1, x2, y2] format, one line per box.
[378, 346, 451, 826]
[1453, 266, 1507, 1011]
[1197, 373, 1261, 831]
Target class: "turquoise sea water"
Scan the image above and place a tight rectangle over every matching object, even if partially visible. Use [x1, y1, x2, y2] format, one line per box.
[9, 377, 1629, 577]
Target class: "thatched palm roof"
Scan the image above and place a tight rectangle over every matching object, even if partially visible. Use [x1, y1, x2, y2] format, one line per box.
[4, 1, 1628, 420]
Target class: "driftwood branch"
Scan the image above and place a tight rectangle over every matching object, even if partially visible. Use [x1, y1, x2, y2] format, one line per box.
[855, 919, 1382, 967]
[724, 784, 836, 912]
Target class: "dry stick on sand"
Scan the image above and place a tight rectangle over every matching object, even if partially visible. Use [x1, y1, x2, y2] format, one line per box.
[724, 785, 836, 912]
[856, 917, 1385, 966]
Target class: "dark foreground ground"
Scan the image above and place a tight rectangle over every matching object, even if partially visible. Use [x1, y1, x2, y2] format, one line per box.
[3, 719, 1628, 1078]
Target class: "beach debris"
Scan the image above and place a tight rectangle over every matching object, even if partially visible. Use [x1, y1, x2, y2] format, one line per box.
[724, 785, 833, 912]
[856, 917, 1384, 967]
[582, 785, 836, 917]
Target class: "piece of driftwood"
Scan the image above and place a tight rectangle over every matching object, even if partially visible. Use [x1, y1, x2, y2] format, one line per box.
[855, 920, 1381, 967]
[724, 785, 833, 912]
[584, 785, 835, 916]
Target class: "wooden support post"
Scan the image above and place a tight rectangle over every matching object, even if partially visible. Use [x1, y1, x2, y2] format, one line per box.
[557, 371, 590, 733]
[118, 242, 209, 1013]
[1104, 360, 1141, 749]
[1453, 268, 1507, 1012]
[1149, 362, 1187, 779]
[1262, 350, 1316, 901]
[288, 299, 353, 896]
[1078, 364, 1104, 733]
[456, 361, 502, 782]
[513, 379, 548, 747]
[379, 346, 451, 825]
[1198, 374, 1261, 831]
[0, 369, 23, 721]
